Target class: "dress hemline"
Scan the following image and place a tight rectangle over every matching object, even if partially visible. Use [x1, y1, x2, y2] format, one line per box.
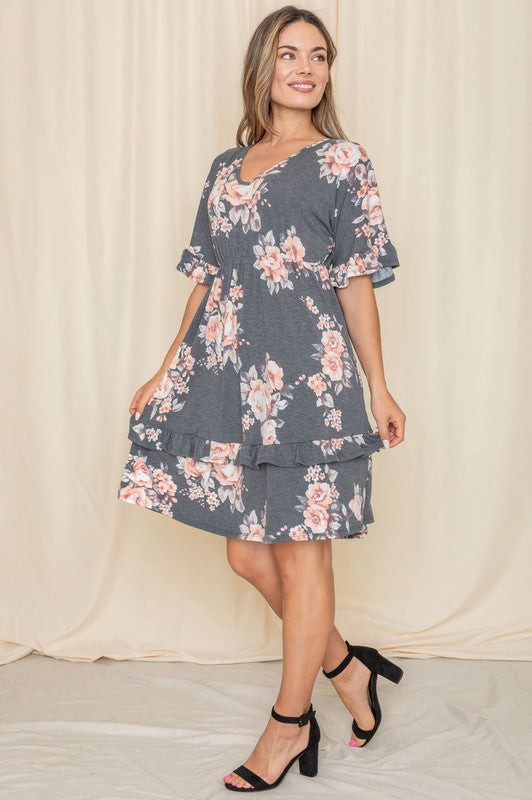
[117, 490, 373, 544]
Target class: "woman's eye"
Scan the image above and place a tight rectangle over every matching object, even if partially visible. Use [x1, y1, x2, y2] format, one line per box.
[279, 52, 326, 61]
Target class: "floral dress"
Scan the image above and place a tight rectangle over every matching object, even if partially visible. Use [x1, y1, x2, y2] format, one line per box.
[117, 138, 400, 543]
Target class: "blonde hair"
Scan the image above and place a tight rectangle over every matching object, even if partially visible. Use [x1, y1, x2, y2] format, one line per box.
[236, 5, 348, 147]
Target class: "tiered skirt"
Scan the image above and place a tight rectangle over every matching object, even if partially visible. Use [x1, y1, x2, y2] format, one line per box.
[117, 439, 375, 543]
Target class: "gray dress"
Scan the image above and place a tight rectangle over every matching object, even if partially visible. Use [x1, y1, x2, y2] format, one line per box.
[117, 138, 400, 542]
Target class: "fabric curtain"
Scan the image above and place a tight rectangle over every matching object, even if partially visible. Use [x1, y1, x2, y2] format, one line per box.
[1, 0, 530, 665]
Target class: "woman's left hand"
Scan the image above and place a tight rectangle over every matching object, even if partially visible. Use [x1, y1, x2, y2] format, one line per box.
[370, 387, 406, 449]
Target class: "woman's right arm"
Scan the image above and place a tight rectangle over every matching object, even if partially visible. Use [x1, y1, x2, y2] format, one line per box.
[128, 282, 210, 417]
[129, 152, 222, 417]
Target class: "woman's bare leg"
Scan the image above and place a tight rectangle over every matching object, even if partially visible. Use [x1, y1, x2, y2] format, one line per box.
[225, 538, 375, 751]
[224, 539, 334, 789]
[226, 538, 347, 670]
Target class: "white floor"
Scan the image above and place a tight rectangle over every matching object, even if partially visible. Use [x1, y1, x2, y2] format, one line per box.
[1, 652, 531, 799]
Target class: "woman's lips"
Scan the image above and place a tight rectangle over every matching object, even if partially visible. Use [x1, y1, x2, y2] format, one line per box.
[288, 83, 315, 93]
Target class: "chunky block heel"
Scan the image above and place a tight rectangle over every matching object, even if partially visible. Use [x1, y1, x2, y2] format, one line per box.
[298, 739, 319, 777]
[374, 652, 404, 684]
[224, 703, 321, 792]
[322, 640, 404, 748]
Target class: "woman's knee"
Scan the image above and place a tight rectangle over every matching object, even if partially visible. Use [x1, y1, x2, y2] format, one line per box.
[226, 538, 267, 578]
[272, 539, 333, 580]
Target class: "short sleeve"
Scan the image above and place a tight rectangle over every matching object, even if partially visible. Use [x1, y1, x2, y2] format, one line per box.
[329, 144, 400, 289]
[175, 156, 221, 285]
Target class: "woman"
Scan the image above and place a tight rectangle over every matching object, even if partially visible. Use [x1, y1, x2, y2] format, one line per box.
[118, 5, 406, 793]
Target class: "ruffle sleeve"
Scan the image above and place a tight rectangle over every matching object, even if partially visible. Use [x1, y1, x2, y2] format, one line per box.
[329, 143, 400, 289]
[175, 155, 221, 285]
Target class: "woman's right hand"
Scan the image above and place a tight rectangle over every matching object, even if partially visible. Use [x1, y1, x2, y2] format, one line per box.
[128, 368, 167, 418]
[127, 286, 204, 419]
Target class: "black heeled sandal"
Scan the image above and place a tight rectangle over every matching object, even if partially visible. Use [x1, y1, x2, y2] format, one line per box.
[223, 703, 320, 792]
[322, 640, 403, 748]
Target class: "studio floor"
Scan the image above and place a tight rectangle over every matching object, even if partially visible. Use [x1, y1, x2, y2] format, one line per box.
[1, 651, 531, 799]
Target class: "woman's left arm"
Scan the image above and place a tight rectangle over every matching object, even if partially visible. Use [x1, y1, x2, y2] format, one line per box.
[336, 276, 406, 449]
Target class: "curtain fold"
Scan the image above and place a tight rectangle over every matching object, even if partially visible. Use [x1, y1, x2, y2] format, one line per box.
[1, 0, 530, 665]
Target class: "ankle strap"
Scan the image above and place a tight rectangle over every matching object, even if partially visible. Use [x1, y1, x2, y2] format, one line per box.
[271, 703, 316, 727]
[322, 640, 354, 679]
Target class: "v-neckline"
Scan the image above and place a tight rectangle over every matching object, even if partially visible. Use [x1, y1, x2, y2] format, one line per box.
[236, 138, 334, 185]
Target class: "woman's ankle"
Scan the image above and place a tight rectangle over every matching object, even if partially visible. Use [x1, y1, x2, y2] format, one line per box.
[322, 633, 349, 674]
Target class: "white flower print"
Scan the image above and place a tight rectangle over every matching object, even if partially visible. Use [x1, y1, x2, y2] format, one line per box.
[240, 354, 295, 444]
[239, 508, 267, 542]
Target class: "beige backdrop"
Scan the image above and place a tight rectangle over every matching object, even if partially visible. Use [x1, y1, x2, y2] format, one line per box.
[1, 0, 531, 666]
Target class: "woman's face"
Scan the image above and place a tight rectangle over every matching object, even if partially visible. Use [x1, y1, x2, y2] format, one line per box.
[270, 20, 329, 111]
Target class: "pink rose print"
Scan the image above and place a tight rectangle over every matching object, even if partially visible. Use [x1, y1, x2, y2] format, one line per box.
[305, 310, 359, 430]
[288, 463, 368, 540]
[252, 226, 318, 293]
[317, 140, 365, 185]
[118, 454, 177, 515]
[239, 508, 267, 542]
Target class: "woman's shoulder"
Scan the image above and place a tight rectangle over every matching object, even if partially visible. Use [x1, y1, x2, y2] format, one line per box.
[211, 139, 367, 164]
[327, 138, 371, 158]
[212, 145, 243, 166]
